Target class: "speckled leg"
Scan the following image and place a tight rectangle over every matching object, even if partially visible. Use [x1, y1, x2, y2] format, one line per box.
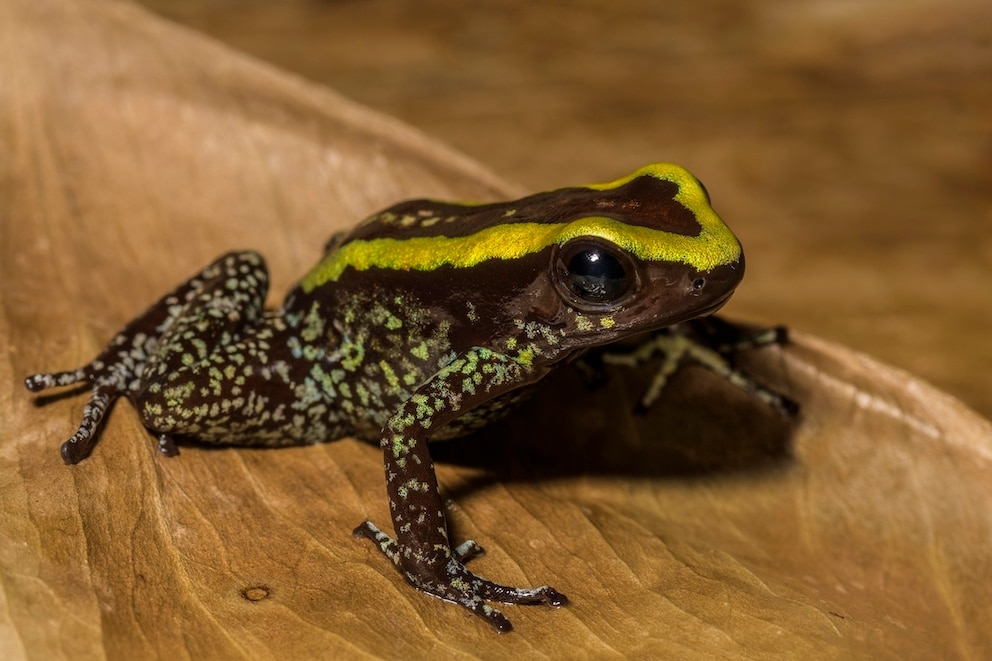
[25, 251, 273, 463]
[354, 347, 567, 633]
[601, 317, 797, 415]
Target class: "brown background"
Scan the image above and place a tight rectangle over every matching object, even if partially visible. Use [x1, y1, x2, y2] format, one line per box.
[133, 0, 992, 420]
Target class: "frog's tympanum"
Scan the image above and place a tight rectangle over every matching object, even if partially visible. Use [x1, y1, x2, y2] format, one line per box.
[27, 164, 772, 632]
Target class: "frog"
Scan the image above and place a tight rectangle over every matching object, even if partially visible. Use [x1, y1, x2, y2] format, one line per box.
[26, 163, 770, 633]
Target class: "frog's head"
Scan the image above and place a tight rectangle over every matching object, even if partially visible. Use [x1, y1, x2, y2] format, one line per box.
[547, 219, 742, 346]
[526, 163, 744, 350]
[300, 163, 743, 357]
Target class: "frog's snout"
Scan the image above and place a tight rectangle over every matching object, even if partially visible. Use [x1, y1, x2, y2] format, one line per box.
[692, 252, 744, 295]
[684, 252, 744, 318]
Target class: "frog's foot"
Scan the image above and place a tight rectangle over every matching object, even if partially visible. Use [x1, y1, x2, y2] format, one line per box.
[25, 315, 161, 463]
[603, 318, 798, 417]
[353, 521, 567, 633]
[675, 319, 798, 417]
[25, 366, 124, 464]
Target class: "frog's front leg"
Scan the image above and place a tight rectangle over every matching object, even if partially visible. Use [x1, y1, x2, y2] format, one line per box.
[25, 251, 270, 463]
[353, 347, 567, 633]
[602, 318, 797, 416]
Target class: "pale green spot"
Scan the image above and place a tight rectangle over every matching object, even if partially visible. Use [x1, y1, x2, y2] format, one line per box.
[380, 361, 400, 390]
[410, 341, 429, 361]
[341, 340, 365, 371]
[355, 382, 370, 406]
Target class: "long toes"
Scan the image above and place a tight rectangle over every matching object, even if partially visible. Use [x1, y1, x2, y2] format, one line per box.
[24, 368, 89, 393]
[458, 582, 567, 632]
[458, 596, 513, 633]
[56, 386, 117, 464]
[479, 581, 569, 607]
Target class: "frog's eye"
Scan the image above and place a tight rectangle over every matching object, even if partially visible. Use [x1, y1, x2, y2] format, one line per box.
[561, 242, 631, 303]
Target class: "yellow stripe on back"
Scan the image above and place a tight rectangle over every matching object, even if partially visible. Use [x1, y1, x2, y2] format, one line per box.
[300, 163, 740, 292]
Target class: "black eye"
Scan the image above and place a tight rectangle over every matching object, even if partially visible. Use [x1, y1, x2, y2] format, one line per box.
[564, 246, 630, 302]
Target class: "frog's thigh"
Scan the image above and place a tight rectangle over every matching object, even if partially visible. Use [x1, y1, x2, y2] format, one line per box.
[129, 251, 293, 442]
[144, 251, 270, 379]
[133, 344, 305, 444]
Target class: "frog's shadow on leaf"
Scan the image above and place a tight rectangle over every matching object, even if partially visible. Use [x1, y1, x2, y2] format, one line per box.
[432, 361, 797, 491]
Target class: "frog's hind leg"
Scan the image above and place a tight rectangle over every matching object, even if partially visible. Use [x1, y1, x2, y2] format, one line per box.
[25, 251, 270, 464]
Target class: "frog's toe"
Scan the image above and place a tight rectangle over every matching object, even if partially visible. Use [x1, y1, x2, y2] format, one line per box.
[420, 561, 567, 632]
[455, 567, 568, 608]
[24, 367, 89, 393]
[452, 539, 485, 562]
[155, 433, 180, 457]
[481, 581, 568, 608]
[352, 520, 400, 559]
[57, 385, 119, 465]
[458, 596, 513, 633]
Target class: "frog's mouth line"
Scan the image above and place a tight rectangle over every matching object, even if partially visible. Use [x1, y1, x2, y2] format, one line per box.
[657, 286, 737, 328]
[697, 287, 737, 317]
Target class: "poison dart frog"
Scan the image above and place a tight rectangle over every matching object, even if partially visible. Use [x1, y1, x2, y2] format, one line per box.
[26, 163, 786, 632]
